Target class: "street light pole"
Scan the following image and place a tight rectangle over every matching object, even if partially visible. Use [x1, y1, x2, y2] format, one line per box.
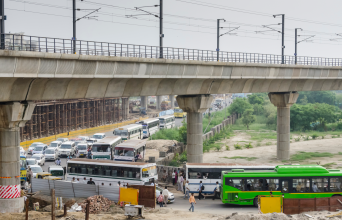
[159, 0, 163, 58]
[0, 0, 4, 49]
[73, 0, 76, 54]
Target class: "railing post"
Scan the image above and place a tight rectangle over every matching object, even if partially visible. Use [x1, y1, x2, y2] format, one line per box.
[45, 37, 47, 52]
[54, 38, 56, 53]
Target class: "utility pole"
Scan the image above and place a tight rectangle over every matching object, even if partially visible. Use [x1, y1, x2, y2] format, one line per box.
[273, 14, 285, 64]
[159, 0, 163, 58]
[216, 19, 225, 61]
[295, 28, 302, 65]
[0, 0, 4, 49]
[73, 0, 76, 54]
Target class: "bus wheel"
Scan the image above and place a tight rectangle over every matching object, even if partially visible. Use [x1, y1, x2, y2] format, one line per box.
[332, 194, 342, 197]
[253, 197, 258, 207]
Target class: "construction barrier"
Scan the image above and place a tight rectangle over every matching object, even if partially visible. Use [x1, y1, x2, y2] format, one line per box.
[119, 188, 139, 206]
[20, 117, 148, 149]
[258, 195, 283, 214]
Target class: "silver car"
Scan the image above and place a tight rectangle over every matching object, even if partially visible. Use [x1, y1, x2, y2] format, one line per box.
[77, 143, 90, 158]
[28, 142, 44, 154]
[44, 147, 58, 161]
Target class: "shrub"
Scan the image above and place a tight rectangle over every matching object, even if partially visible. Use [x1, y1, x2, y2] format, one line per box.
[244, 143, 253, 149]
[311, 134, 319, 140]
[234, 144, 242, 150]
[295, 137, 301, 142]
[266, 142, 272, 146]
[215, 145, 221, 151]
[303, 136, 310, 141]
[169, 160, 179, 167]
[256, 142, 261, 147]
[225, 145, 230, 151]
[322, 135, 325, 139]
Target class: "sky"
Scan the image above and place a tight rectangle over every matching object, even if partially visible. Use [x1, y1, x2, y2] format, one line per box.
[4, 0, 342, 58]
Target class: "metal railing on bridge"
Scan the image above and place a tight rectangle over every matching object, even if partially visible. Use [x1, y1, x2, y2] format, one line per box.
[1, 33, 341, 66]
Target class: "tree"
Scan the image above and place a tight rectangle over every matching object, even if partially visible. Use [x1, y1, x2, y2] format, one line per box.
[228, 98, 252, 115]
[248, 94, 264, 105]
[242, 108, 256, 130]
[178, 119, 187, 144]
[297, 91, 336, 105]
[253, 104, 264, 115]
[299, 95, 308, 105]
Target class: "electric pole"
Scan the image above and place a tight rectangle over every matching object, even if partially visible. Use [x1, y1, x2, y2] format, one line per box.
[0, 0, 5, 49]
[159, 0, 163, 58]
[273, 14, 285, 64]
[216, 19, 225, 61]
[73, 0, 76, 54]
[295, 28, 302, 65]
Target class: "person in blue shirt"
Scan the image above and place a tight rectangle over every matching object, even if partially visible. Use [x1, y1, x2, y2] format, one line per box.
[197, 181, 205, 200]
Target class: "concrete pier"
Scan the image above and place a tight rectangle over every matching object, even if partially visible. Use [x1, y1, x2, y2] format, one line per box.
[170, 95, 175, 109]
[140, 96, 148, 109]
[0, 102, 35, 213]
[268, 92, 299, 160]
[156, 96, 162, 110]
[177, 95, 213, 163]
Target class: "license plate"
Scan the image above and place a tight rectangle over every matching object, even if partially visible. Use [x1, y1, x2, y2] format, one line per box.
[80, 154, 84, 156]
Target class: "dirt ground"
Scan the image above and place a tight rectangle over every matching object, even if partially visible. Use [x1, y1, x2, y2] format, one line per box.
[145, 140, 178, 160]
[203, 131, 342, 167]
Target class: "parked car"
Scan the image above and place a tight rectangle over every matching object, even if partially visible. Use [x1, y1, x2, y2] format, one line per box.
[29, 165, 43, 178]
[93, 133, 106, 140]
[44, 147, 58, 161]
[56, 138, 68, 143]
[49, 141, 62, 149]
[155, 186, 175, 204]
[26, 158, 38, 168]
[86, 138, 97, 145]
[76, 143, 90, 158]
[78, 136, 90, 141]
[58, 141, 76, 157]
[28, 142, 44, 154]
[20, 147, 26, 156]
[32, 144, 48, 155]
[31, 154, 45, 166]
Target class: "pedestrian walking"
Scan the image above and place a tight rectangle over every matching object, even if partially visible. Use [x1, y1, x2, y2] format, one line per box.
[157, 194, 164, 207]
[183, 177, 186, 194]
[172, 171, 176, 185]
[184, 180, 190, 199]
[198, 181, 205, 200]
[162, 186, 169, 207]
[189, 193, 196, 212]
[175, 170, 178, 185]
[213, 181, 220, 200]
[27, 168, 33, 183]
[87, 146, 92, 159]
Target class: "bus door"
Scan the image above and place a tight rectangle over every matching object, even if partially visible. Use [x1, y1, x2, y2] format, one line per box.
[279, 178, 291, 193]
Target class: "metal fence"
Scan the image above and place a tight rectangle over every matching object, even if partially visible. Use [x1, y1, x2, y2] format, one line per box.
[31, 178, 119, 202]
[1, 33, 342, 66]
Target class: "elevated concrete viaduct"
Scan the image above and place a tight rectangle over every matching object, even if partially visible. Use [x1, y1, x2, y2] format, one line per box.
[0, 50, 342, 212]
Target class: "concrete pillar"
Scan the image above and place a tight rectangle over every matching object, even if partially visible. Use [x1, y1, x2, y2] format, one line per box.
[269, 92, 299, 160]
[156, 96, 162, 110]
[140, 96, 147, 110]
[177, 95, 213, 163]
[0, 102, 35, 213]
[169, 95, 175, 109]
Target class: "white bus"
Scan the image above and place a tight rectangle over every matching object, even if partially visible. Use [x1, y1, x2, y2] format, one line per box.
[186, 163, 275, 194]
[136, 118, 160, 138]
[91, 136, 122, 160]
[159, 115, 175, 129]
[67, 158, 157, 186]
[113, 139, 146, 162]
[113, 124, 142, 141]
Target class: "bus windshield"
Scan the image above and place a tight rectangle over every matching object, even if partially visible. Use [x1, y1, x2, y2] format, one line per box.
[114, 130, 128, 136]
[115, 147, 134, 157]
[92, 145, 110, 152]
[51, 170, 63, 176]
[142, 166, 157, 178]
[20, 158, 26, 169]
[174, 108, 183, 113]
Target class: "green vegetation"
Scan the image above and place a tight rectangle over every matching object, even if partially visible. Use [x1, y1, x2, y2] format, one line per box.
[244, 143, 253, 149]
[289, 152, 334, 162]
[322, 163, 337, 169]
[169, 151, 187, 167]
[221, 156, 257, 161]
[225, 145, 230, 151]
[242, 108, 256, 130]
[203, 126, 232, 153]
[234, 143, 242, 150]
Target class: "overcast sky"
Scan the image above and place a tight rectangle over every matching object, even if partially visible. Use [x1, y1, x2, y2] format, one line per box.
[5, 0, 342, 58]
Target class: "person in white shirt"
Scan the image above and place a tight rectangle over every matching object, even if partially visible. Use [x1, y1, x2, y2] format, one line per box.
[178, 174, 183, 191]
[184, 180, 190, 199]
[82, 177, 87, 184]
[213, 181, 220, 200]
[162, 186, 169, 207]
[71, 177, 78, 183]
[172, 171, 176, 185]
[312, 182, 319, 192]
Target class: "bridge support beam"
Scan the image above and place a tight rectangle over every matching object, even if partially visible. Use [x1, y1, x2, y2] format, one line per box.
[140, 96, 147, 110]
[169, 95, 175, 109]
[0, 102, 35, 213]
[156, 96, 162, 111]
[268, 92, 299, 160]
[177, 95, 213, 163]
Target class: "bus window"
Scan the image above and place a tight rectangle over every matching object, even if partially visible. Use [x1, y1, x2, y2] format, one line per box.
[115, 148, 125, 156]
[246, 179, 263, 191]
[292, 178, 310, 193]
[312, 178, 328, 192]
[124, 149, 134, 157]
[329, 178, 342, 192]
[281, 180, 289, 193]
[264, 179, 279, 191]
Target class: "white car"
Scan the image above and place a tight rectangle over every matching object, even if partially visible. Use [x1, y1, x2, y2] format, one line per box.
[28, 142, 44, 154]
[31, 154, 45, 166]
[32, 144, 48, 155]
[58, 141, 76, 157]
[20, 147, 26, 156]
[26, 158, 38, 168]
[49, 141, 62, 149]
[93, 133, 106, 140]
[156, 186, 175, 204]
[86, 138, 97, 145]
[56, 138, 68, 143]
[77, 143, 89, 158]
[44, 147, 58, 161]
[78, 136, 90, 141]
[29, 165, 43, 178]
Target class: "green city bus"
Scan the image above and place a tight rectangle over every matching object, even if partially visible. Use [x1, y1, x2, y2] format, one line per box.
[221, 165, 342, 207]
